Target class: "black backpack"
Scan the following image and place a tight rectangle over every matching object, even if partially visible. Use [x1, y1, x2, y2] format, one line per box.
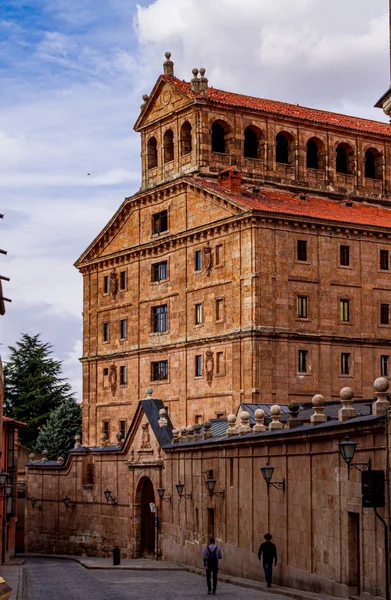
[206, 546, 218, 570]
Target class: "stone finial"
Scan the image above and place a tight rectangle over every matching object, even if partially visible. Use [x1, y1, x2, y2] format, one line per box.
[180, 426, 188, 442]
[194, 423, 202, 441]
[338, 387, 357, 421]
[41, 450, 48, 463]
[172, 428, 180, 444]
[287, 401, 301, 429]
[186, 424, 195, 442]
[56, 457, 64, 464]
[146, 387, 153, 399]
[199, 67, 208, 96]
[163, 51, 174, 76]
[226, 414, 238, 437]
[158, 408, 168, 428]
[238, 411, 251, 435]
[372, 377, 390, 415]
[310, 394, 327, 424]
[190, 68, 200, 94]
[116, 431, 124, 446]
[253, 409, 266, 433]
[74, 434, 82, 449]
[100, 432, 108, 447]
[203, 420, 212, 440]
[29, 453, 35, 461]
[141, 93, 149, 110]
[269, 405, 283, 430]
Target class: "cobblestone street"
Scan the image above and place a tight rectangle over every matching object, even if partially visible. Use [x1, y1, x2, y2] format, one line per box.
[23, 558, 289, 600]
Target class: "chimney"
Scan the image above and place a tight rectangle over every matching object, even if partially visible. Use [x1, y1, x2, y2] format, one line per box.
[190, 68, 200, 93]
[199, 68, 208, 96]
[163, 51, 174, 76]
[218, 167, 242, 193]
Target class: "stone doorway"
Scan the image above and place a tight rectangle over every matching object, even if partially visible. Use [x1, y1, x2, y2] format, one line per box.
[139, 477, 156, 558]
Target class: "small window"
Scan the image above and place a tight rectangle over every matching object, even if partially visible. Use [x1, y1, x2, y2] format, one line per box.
[195, 355, 202, 377]
[120, 420, 126, 439]
[298, 350, 308, 373]
[381, 355, 389, 377]
[297, 240, 307, 262]
[341, 353, 350, 375]
[103, 276, 110, 294]
[103, 421, 109, 438]
[340, 300, 350, 322]
[381, 304, 390, 325]
[216, 298, 224, 322]
[195, 250, 202, 272]
[195, 303, 203, 325]
[216, 412, 225, 419]
[216, 351, 224, 375]
[380, 250, 389, 271]
[151, 360, 168, 381]
[163, 129, 174, 163]
[152, 261, 168, 282]
[152, 210, 168, 235]
[297, 296, 308, 319]
[212, 122, 226, 154]
[103, 322, 109, 342]
[103, 368, 109, 376]
[119, 271, 127, 291]
[180, 121, 192, 156]
[120, 366, 127, 385]
[152, 305, 168, 333]
[340, 245, 350, 266]
[215, 244, 223, 266]
[194, 414, 203, 424]
[120, 319, 127, 340]
[147, 137, 158, 170]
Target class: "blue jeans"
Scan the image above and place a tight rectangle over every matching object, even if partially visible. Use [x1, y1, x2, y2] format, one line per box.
[263, 562, 273, 586]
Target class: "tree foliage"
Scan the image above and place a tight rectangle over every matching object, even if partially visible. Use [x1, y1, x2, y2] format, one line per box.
[4, 333, 75, 447]
[35, 397, 82, 460]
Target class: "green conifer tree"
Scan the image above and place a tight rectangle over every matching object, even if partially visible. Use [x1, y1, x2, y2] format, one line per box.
[35, 397, 82, 460]
[4, 333, 75, 447]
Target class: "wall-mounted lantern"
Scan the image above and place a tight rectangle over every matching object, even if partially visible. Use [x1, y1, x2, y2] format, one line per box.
[104, 488, 117, 505]
[260, 463, 285, 492]
[203, 470, 225, 499]
[175, 482, 192, 500]
[338, 436, 371, 475]
[157, 488, 171, 503]
[63, 495, 75, 510]
[29, 497, 38, 509]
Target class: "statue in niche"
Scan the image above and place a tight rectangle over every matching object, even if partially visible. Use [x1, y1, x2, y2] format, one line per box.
[141, 423, 151, 449]
[109, 364, 117, 396]
[205, 350, 214, 386]
[203, 243, 213, 276]
[110, 268, 119, 296]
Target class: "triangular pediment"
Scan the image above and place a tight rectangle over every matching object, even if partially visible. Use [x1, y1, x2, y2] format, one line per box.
[134, 76, 194, 131]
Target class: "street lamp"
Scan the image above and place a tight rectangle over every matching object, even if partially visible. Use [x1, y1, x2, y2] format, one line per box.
[203, 470, 225, 499]
[63, 496, 75, 510]
[260, 463, 285, 492]
[103, 488, 117, 504]
[29, 497, 37, 509]
[175, 483, 192, 499]
[338, 436, 371, 473]
[157, 488, 171, 503]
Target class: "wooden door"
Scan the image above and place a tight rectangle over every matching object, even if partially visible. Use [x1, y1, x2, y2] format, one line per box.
[141, 478, 155, 557]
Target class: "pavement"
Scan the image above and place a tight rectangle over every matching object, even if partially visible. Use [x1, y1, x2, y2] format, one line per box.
[0, 554, 345, 600]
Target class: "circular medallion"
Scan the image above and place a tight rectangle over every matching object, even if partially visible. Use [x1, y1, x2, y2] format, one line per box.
[162, 89, 171, 106]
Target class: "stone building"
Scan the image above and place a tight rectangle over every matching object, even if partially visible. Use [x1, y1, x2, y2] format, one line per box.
[77, 54, 391, 448]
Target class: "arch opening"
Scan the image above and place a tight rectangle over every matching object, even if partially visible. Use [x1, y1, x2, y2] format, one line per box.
[212, 121, 231, 154]
[136, 476, 156, 558]
[244, 126, 262, 159]
[336, 143, 354, 175]
[163, 129, 174, 163]
[147, 137, 158, 170]
[365, 148, 382, 180]
[276, 132, 294, 165]
[180, 121, 192, 156]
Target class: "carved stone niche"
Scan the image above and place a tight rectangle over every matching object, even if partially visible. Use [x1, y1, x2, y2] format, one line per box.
[203, 243, 213, 276]
[205, 351, 214, 386]
[109, 364, 117, 396]
[141, 423, 151, 449]
[110, 268, 119, 297]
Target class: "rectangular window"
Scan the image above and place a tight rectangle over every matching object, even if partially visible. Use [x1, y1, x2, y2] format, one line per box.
[298, 350, 308, 373]
[216, 298, 224, 321]
[195, 355, 202, 377]
[152, 305, 168, 333]
[380, 250, 389, 271]
[119, 271, 127, 290]
[381, 355, 389, 377]
[120, 366, 127, 386]
[151, 360, 168, 381]
[297, 240, 307, 262]
[103, 275, 110, 294]
[340, 299, 350, 322]
[340, 245, 350, 266]
[103, 367, 109, 376]
[152, 261, 168, 282]
[120, 319, 127, 339]
[215, 244, 223, 266]
[152, 210, 168, 234]
[216, 351, 224, 375]
[120, 420, 126, 439]
[216, 412, 225, 419]
[195, 250, 202, 272]
[103, 421, 109, 438]
[103, 322, 109, 342]
[341, 353, 350, 375]
[7, 428, 15, 470]
[381, 304, 390, 325]
[195, 303, 203, 325]
[297, 296, 308, 319]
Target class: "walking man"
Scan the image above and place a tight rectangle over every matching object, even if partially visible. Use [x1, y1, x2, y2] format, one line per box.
[258, 533, 277, 588]
[203, 537, 222, 595]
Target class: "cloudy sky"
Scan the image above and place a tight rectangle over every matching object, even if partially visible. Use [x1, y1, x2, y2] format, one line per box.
[0, 0, 389, 400]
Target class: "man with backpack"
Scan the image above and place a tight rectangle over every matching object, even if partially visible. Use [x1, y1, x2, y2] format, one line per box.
[202, 537, 222, 595]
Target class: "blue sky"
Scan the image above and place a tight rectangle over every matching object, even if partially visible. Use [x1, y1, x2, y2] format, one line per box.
[0, 0, 389, 400]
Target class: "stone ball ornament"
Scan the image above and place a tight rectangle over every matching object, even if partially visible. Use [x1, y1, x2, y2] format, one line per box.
[340, 387, 354, 400]
[312, 394, 325, 406]
[270, 405, 281, 416]
[288, 401, 299, 412]
[374, 377, 389, 393]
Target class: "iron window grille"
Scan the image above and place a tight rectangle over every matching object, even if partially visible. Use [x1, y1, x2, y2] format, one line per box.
[340, 300, 350, 322]
[297, 296, 308, 319]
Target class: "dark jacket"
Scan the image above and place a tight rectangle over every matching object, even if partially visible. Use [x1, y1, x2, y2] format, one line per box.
[258, 541, 277, 565]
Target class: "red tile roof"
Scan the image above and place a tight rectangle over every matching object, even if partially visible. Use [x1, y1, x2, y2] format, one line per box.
[191, 177, 391, 229]
[165, 75, 391, 138]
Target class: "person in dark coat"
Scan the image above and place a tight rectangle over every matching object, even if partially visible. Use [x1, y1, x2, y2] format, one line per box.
[202, 537, 222, 595]
[258, 533, 277, 588]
